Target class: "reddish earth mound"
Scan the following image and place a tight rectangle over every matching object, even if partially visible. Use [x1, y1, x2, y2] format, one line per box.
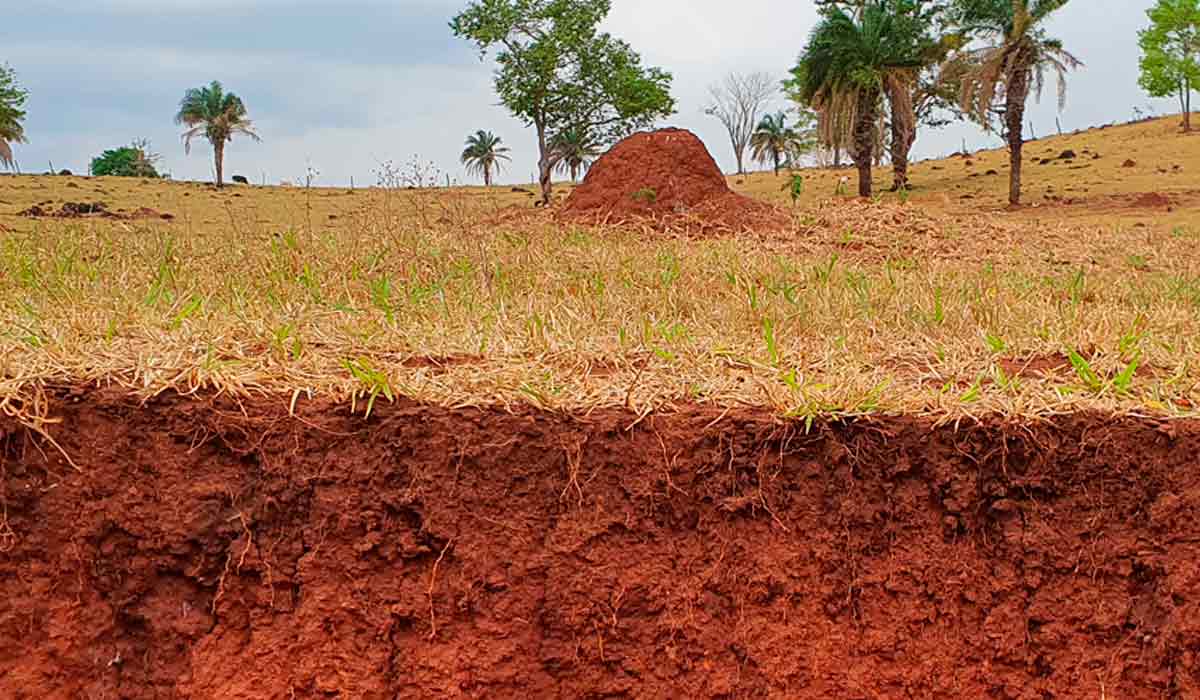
[562, 128, 785, 234]
[1130, 192, 1174, 209]
[3, 390, 1200, 698]
[18, 201, 175, 220]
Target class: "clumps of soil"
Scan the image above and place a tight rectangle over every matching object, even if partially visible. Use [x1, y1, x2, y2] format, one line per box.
[561, 128, 786, 234]
[1131, 192, 1175, 209]
[1122, 159, 1137, 168]
[19, 201, 175, 221]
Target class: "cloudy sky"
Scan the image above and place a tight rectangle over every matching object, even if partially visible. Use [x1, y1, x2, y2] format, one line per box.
[5, 0, 1178, 186]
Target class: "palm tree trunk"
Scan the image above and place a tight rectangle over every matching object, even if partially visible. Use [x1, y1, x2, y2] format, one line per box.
[887, 82, 915, 192]
[773, 150, 780, 176]
[571, 164, 579, 182]
[890, 131, 909, 191]
[853, 90, 878, 198]
[1005, 64, 1031, 207]
[214, 140, 225, 188]
[484, 164, 492, 188]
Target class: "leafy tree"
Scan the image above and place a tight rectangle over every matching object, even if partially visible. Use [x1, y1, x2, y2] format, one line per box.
[949, 0, 1080, 206]
[91, 139, 162, 178]
[750, 112, 800, 175]
[704, 71, 777, 175]
[883, 1, 965, 190]
[794, 1, 923, 197]
[460, 130, 511, 186]
[451, 0, 675, 205]
[0, 63, 29, 171]
[1138, 0, 1200, 131]
[174, 81, 260, 188]
[551, 127, 603, 182]
[795, 1, 961, 191]
[784, 63, 847, 167]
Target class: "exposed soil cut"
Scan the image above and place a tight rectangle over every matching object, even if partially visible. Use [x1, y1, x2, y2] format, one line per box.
[18, 200, 175, 220]
[3, 390, 1200, 698]
[562, 128, 786, 234]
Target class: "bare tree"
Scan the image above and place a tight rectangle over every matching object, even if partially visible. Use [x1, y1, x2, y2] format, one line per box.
[704, 71, 776, 175]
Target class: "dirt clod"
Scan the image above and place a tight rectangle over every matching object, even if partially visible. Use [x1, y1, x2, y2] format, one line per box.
[19, 201, 174, 220]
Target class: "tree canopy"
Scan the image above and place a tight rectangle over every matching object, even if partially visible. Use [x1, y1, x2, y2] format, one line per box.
[0, 64, 29, 170]
[460, 130, 511, 186]
[794, 1, 925, 196]
[1138, 0, 1200, 130]
[175, 81, 259, 188]
[451, 0, 674, 203]
[705, 71, 777, 175]
[91, 140, 162, 178]
[949, 0, 1079, 205]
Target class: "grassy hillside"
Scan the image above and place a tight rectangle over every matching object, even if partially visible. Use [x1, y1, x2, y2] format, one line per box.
[0, 115, 1198, 423]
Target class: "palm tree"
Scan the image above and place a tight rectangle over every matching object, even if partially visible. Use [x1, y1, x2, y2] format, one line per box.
[0, 64, 29, 171]
[795, 2, 923, 197]
[950, 0, 1081, 206]
[750, 112, 800, 175]
[550, 127, 603, 182]
[175, 81, 260, 188]
[461, 130, 511, 187]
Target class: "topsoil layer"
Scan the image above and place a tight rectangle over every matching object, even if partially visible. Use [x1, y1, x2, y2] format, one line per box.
[3, 391, 1200, 698]
[562, 128, 786, 234]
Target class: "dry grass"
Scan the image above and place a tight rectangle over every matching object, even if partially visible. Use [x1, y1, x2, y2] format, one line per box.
[1, 116, 1198, 421]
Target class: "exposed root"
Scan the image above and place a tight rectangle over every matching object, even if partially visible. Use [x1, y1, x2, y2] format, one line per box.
[427, 537, 455, 641]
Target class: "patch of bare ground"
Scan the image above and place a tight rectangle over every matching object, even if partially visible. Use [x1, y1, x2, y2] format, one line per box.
[2, 390, 1199, 698]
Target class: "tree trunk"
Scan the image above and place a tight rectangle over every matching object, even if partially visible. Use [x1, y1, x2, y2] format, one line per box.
[890, 130, 910, 191]
[1185, 79, 1192, 133]
[734, 148, 745, 176]
[772, 150, 780, 176]
[536, 121, 553, 205]
[853, 90, 878, 198]
[571, 164, 579, 182]
[1005, 63, 1031, 207]
[484, 164, 492, 188]
[888, 83, 916, 192]
[214, 141, 225, 188]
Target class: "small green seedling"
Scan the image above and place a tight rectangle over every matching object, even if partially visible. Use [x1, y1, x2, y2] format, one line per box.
[1067, 349, 1102, 393]
[781, 174, 804, 206]
[344, 357, 394, 419]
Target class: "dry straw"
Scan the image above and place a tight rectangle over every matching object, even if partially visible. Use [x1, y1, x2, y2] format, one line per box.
[1, 184, 1197, 424]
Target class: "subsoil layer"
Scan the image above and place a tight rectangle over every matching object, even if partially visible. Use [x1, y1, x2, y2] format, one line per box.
[3, 391, 1200, 698]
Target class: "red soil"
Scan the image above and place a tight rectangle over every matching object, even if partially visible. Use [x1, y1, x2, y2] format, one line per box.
[18, 201, 175, 220]
[3, 391, 1200, 698]
[562, 128, 786, 234]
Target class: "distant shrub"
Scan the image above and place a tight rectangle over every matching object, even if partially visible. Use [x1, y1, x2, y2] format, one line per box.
[91, 139, 161, 178]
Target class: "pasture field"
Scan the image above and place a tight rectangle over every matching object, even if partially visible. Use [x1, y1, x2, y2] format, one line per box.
[2, 116, 1199, 424]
